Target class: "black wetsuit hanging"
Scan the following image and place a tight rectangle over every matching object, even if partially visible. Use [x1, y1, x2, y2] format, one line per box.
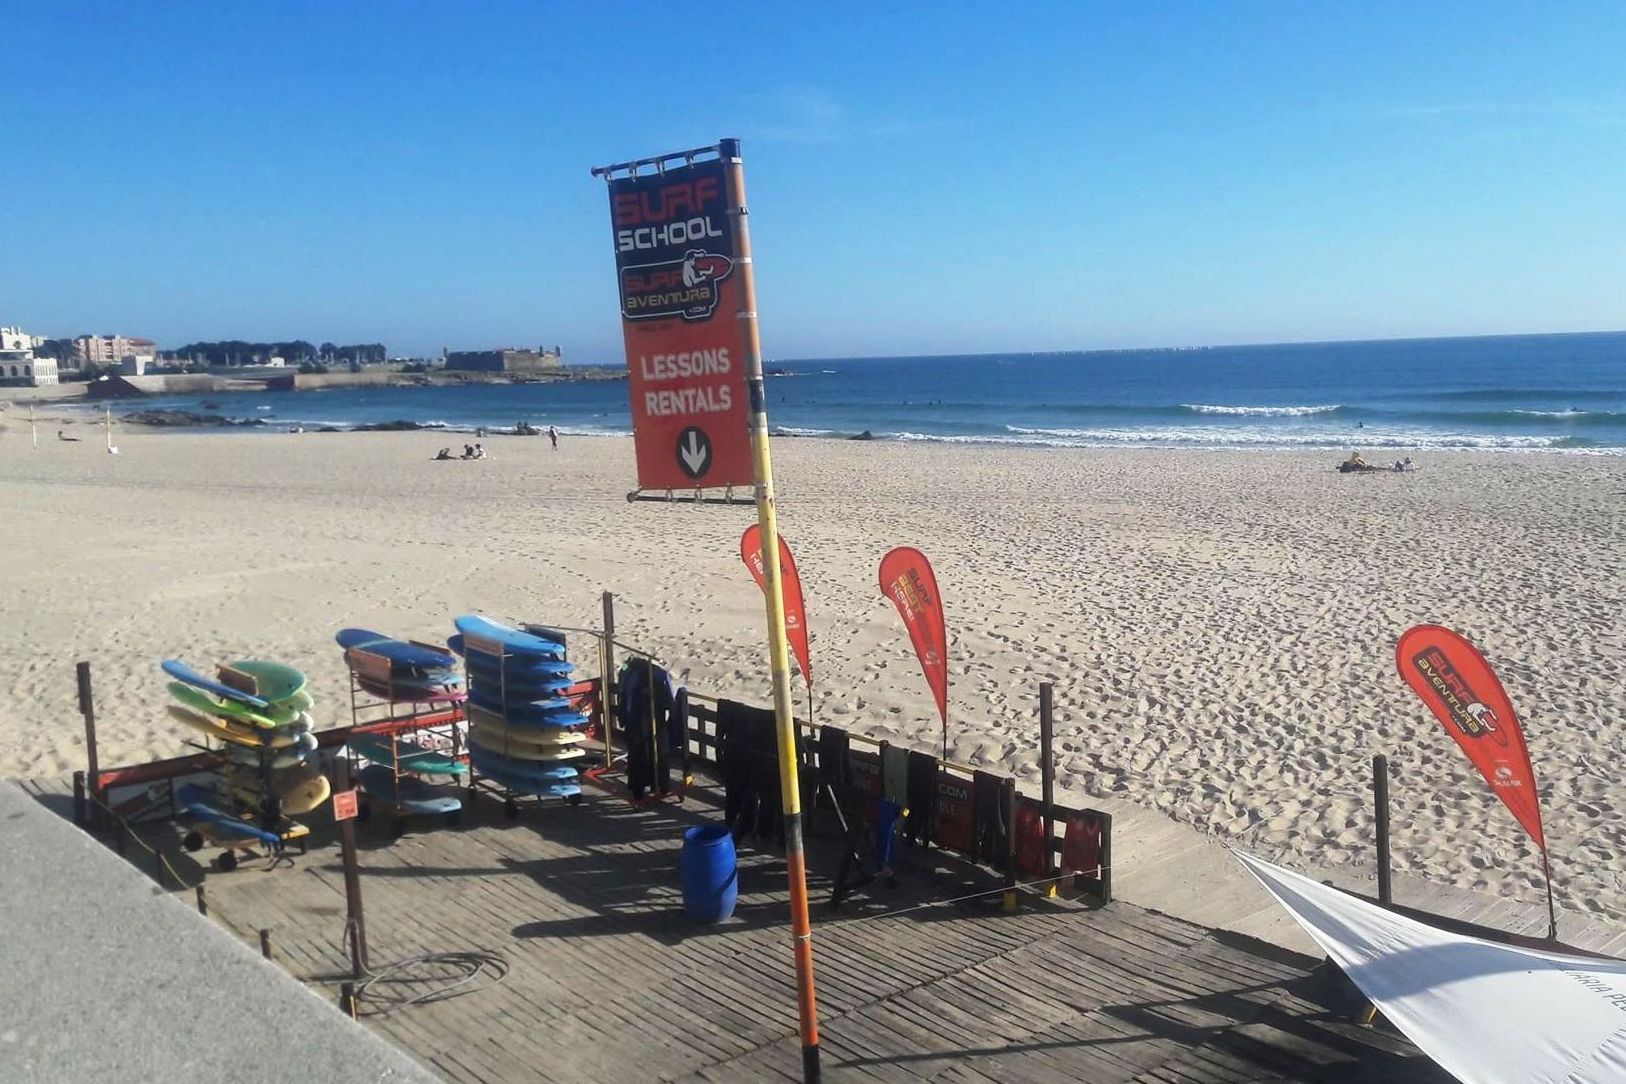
[972, 769, 1007, 866]
[905, 750, 937, 848]
[617, 657, 674, 800]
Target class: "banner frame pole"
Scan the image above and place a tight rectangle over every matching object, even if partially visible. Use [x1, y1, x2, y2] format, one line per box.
[722, 136, 822, 1083]
[1541, 849, 1558, 941]
[601, 591, 616, 773]
[1373, 754, 1392, 907]
[1039, 683, 1057, 898]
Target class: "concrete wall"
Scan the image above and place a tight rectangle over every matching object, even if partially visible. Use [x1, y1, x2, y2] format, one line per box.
[269, 370, 432, 391]
[0, 783, 439, 1084]
[85, 374, 228, 399]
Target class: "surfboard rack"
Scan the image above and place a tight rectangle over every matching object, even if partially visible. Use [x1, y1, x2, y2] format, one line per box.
[457, 631, 592, 818]
[342, 646, 469, 834]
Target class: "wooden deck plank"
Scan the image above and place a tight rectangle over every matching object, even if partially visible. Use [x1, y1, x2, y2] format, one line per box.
[67, 782, 1458, 1084]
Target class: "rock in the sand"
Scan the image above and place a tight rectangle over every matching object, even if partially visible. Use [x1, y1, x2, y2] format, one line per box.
[849, 429, 875, 441]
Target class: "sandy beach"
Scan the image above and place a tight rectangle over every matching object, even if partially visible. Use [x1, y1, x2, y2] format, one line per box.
[3, 416, 1624, 924]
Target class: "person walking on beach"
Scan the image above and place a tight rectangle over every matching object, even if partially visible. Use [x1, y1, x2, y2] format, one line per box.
[548, 425, 558, 450]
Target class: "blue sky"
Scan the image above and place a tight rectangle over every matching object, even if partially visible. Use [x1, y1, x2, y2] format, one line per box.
[5, 2, 1624, 360]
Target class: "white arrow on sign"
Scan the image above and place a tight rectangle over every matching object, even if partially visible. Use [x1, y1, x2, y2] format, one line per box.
[677, 426, 712, 479]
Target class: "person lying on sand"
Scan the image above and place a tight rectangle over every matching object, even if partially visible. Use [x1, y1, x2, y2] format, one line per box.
[434, 448, 453, 461]
[1338, 450, 1384, 473]
[57, 430, 80, 442]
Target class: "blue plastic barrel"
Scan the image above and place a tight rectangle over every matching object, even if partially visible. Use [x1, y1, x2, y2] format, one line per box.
[681, 824, 738, 923]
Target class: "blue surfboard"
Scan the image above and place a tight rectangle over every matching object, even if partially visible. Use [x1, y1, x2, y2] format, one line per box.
[470, 751, 582, 797]
[163, 659, 270, 709]
[457, 643, 574, 673]
[177, 783, 282, 846]
[466, 677, 575, 704]
[469, 747, 579, 783]
[336, 629, 460, 678]
[451, 616, 568, 661]
[467, 701, 591, 731]
[462, 659, 576, 694]
[468, 685, 571, 714]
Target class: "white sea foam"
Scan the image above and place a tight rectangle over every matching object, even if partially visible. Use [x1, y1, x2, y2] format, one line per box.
[773, 425, 840, 437]
[1510, 408, 1596, 417]
[921, 424, 1604, 451]
[1182, 403, 1342, 416]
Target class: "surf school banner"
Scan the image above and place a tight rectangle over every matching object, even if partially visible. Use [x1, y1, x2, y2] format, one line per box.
[1396, 625, 1546, 850]
[604, 155, 754, 491]
[879, 547, 950, 751]
[741, 525, 813, 688]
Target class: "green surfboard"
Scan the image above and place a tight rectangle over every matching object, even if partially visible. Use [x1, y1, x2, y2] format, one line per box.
[224, 660, 308, 706]
[168, 682, 302, 729]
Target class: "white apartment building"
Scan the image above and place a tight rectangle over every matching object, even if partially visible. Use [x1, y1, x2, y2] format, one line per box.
[0, 325, 59, 386]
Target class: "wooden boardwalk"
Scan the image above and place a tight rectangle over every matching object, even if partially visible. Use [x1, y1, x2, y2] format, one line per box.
[35, 780, 1450, 1083]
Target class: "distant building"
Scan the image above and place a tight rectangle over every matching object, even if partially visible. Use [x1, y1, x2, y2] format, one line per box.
[0, 325, 58, 386]
[445, 347, 563, 374]
[74, 334, 158, 370]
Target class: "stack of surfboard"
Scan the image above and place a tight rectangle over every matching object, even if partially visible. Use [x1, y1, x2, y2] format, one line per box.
[333, 629, 466, 824]
[448, 615, 587, 801]
[163, 658, 331, 818]
[337, 628, 464, 703]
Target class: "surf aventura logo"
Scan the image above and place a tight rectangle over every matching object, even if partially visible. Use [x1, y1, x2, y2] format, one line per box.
[619, 250, 734, 321]
[1411, 646, 1509, 747]
[611, 164, 735, 322]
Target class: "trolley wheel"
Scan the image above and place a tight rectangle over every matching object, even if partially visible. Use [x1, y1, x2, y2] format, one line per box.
[182, 831, 205, 853]
[567, 793, 582, 807]
[214, 851, 239, 873]
[504, 797, 519, 820]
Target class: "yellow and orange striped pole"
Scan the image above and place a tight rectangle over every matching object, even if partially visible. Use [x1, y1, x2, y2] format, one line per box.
[722, 136, 822, 1083]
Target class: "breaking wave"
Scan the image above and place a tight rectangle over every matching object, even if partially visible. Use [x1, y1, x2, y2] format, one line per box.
[1182, 403, 1342, 416]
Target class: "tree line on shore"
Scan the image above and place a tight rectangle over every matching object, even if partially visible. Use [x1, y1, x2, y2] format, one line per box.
[168, 341, 388, 366]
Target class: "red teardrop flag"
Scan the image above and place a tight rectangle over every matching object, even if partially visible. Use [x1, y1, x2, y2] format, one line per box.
[878, 547, 949, 749]
[740, 524, 812, 689]
[1396, 624, 1545, 850]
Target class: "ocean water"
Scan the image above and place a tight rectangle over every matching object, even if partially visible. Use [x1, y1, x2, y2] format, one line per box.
[108, 331, 1626, 452]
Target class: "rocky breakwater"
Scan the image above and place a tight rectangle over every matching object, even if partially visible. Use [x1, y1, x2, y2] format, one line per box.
[122, 410, 268, 428]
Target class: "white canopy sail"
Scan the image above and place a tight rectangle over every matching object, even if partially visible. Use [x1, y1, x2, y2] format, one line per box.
[1235, 851, 1626, 1084]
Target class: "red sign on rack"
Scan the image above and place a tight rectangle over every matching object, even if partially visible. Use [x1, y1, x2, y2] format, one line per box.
[332, 789, 360, 822]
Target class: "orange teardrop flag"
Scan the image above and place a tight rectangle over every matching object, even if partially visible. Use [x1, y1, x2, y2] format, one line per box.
[878, 546, 949, 753]
[1396, 624, 1545, 850]
[740, 524, 812, 689]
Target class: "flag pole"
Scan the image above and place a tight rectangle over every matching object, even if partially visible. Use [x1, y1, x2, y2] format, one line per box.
[723, 136, 822, 1083]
